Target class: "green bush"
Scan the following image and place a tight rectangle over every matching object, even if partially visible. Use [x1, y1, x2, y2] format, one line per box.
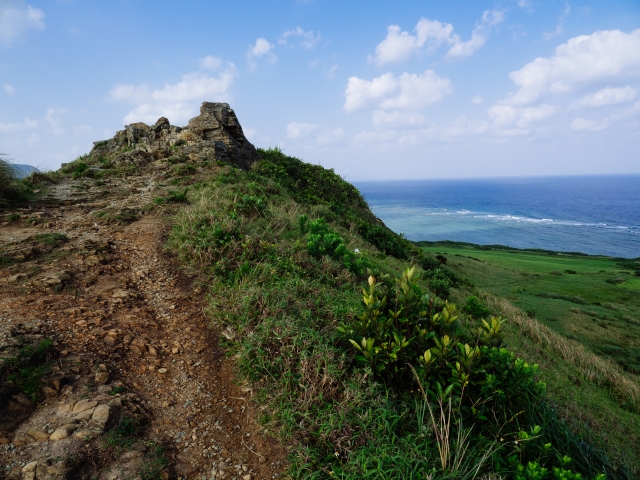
[428, 268, 453, 299]
[304, 217, 368, 275]
[464, 295, 491, 319]
[236, 194, 266, 217]
[338, 268, 542, 429]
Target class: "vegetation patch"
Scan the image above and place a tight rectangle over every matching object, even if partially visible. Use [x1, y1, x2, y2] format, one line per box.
[0, 338, 54, 401]
[166, 151, 633, 478]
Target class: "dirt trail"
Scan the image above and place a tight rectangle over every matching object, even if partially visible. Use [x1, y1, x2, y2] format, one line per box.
[0, 174, 286, 479]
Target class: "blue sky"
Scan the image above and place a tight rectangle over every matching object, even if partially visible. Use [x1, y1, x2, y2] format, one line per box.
[1, 0, 640, 180]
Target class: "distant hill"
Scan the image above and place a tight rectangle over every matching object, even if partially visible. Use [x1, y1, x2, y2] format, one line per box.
[10, 163, 40, 178]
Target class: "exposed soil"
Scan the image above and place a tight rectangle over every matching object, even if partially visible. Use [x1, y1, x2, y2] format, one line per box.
[0, 170, 287, 479]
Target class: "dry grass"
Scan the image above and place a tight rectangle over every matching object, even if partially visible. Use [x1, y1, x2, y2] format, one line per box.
[487, 296, 640, 411]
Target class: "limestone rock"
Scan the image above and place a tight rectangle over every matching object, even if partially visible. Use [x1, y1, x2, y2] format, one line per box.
[75, 406, 96, 421]
[186, 102, 259, 170]
[95, 371, 110, 384]
[72, 399, 98, 414]
[49, 424, 77, 441]
[27, 429, 50, 442]
[90, 404, 110, 428]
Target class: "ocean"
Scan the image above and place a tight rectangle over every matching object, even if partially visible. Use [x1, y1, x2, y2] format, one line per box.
[354, 175, 640, 259]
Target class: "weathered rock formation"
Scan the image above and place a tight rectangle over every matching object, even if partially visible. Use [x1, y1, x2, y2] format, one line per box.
[93, 102, 259, 170]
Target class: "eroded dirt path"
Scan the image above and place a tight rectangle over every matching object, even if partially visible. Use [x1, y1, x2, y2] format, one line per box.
[0, 175, 286, 479]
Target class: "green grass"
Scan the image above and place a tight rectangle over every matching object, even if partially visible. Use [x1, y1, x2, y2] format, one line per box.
[417, 242, 640, 375]
[164, 151, 633, 479]
[1, 338, 54, 401]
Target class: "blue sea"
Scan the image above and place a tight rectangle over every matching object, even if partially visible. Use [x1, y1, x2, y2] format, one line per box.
[354, 175, 640, 259]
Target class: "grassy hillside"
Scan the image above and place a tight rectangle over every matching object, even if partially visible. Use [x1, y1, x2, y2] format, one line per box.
[162, 149, 638, 479]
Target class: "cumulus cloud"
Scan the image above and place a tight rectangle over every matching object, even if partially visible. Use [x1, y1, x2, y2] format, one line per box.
[286, 122, 318, 138]
[445, 10, 505, 59]
[247, 38, 277, 70]
[279, 27, 320, 49]
[199, 55, 222, 70]
[487, 104, 556, 134]
[471, 95, 484, 104]
[4, 84, 15, 95]
[344, 70, 453, 112]
[0, 1, 44, 47]
[370, 10, 504, 65]
[0, 117, 38, 132]
[503, 29, 640, 106]
[571, 86, 637, 108]
[110, 63, 237, 124]
[45, 108, 68, 135]
[444, 115, 489, 136]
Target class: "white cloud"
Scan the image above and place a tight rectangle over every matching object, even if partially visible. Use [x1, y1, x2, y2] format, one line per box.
[0, 1, 45, 47]
[487, 104, 556, 134]
[504, 29, 640, 106]
[518, 0, 532, 11]
[247, 38, 277, 70]
[110, 63, 237, 124]
[316, 128, 344, 144]
[371, 19, 454, 65]
[344, 70, 453, 112]
[570, 118, 610, 131]
[370, 10, 504, 65]
[200, 55, 222, 70]
[445, 10, 505, 59]
[372, 110, 425, 127]
[325, 64, 338, 79]
[571, 86, 637, 108]
[0, 117, 38, 132]
[45, 108, 68, 134]
[543, 4, 570, 41]
[444, 115, 489, 136]
[279, 27, 320, 49]
[286, 122, 318, 138]
[4, 84, 15, 95]
[27, 133, 39, 146]
[471, 95, 484, 104]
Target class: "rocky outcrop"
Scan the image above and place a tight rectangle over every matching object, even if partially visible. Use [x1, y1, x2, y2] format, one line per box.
[94, 102, 259, 170]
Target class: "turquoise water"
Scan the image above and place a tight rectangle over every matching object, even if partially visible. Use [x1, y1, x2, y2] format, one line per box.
[354, 175, 640, 259]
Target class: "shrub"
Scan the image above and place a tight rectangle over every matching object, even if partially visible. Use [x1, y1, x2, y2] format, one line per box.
[565, 269, 577, 274]
[304, 217, 368, 275]
[236, 194, 266, 217]
[428, 268, 452, 299]
[464, 295, 491, 319]
[338, 268, 542, 426]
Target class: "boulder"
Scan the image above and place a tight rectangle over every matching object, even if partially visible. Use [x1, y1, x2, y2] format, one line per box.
[186, 102, 260, 170]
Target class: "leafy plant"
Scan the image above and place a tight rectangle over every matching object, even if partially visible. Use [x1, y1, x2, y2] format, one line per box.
[236, 194, 267, 217]
[339, 268, 544, 431]
[305, 217, 368, 275]
[464, 295, 491, 319]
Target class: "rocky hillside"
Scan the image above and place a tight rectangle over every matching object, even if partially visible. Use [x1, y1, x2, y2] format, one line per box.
[0, 103, 286, 480]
